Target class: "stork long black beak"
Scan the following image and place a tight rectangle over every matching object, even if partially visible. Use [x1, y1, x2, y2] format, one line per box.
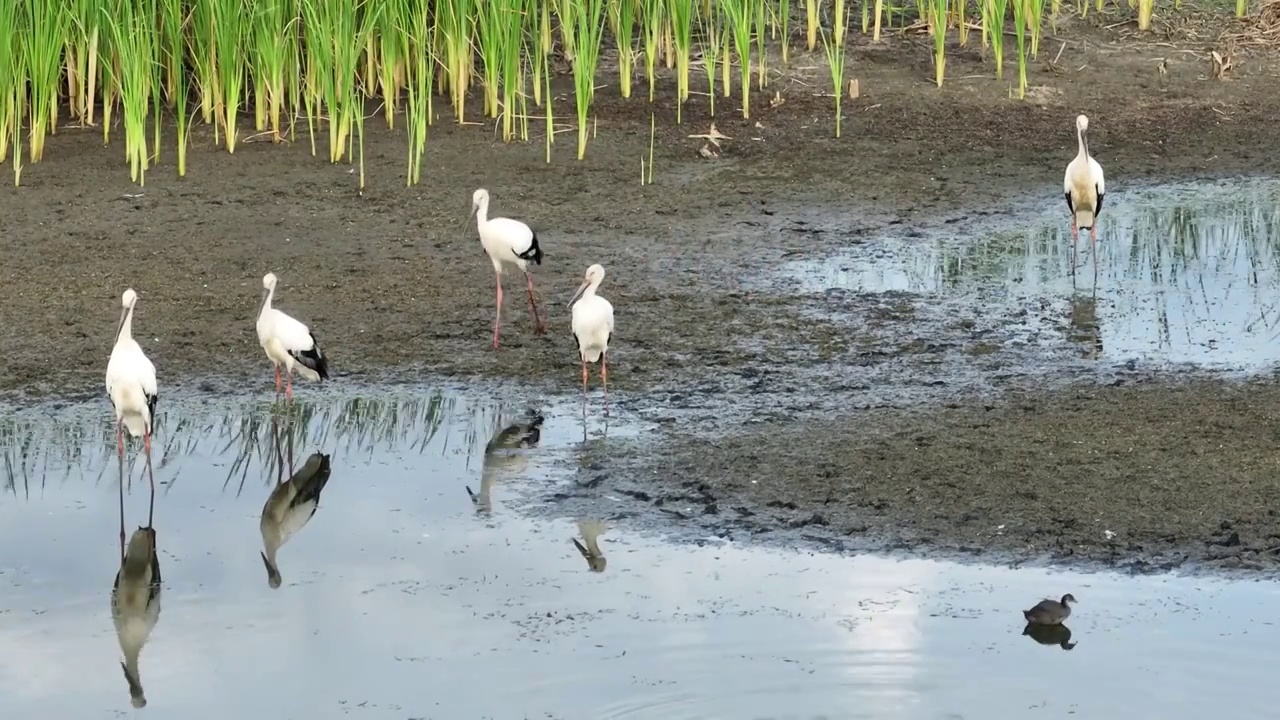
[568, 281, 589, 308]
[113, 306, 129, 344]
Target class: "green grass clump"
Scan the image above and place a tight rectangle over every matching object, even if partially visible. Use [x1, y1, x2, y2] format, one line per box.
[0, 0, 1242, 186]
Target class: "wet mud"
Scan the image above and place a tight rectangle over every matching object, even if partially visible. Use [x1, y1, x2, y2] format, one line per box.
[5, 14, 1280, 573]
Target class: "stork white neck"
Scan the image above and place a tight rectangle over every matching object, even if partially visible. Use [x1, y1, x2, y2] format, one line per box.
[259, 285, 276, 319]
[1076, 124, 1090, 162]
[115, 306, 135, 346]
[474, 195, 490, 227]
[580, 277, 602, 300]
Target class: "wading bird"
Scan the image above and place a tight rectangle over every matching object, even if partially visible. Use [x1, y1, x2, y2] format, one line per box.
[1064, 114, 1106, 268]
[260, 451, 333, 589]
[471, 188, 546, 349]
[256, 272, 329, 400]
[570, 264, 615, 413]
[1023, 593, 1077, 626]
[105, 289, 159, 474]
[111, 525, 162, 708]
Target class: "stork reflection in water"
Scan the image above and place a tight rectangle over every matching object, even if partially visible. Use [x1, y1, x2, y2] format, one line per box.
[571, 519, 607, 573]
[467, 409, 544, 514]
[110, 449, 161, 709]
[259, 416, 334, 589]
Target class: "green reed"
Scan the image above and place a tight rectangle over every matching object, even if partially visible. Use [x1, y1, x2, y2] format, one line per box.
[609, 0, 638, 98]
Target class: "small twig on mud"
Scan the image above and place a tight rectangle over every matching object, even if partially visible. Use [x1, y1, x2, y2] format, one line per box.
[1053, 41, 1067, 65]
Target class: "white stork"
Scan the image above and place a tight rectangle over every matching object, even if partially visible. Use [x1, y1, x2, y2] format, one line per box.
[256, 272, 330, 400]
[471, 188, 547, 349]
[1064, 114, 1107, 268]
[105, 288, 158, 474]
[111, 525, 162, 708]
[570, 264, 615, 413]
[260, 451, 333, 589]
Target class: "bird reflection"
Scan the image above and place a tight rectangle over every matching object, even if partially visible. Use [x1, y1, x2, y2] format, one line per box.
[467, 409, 544, 514]
[571, 519, 607, 573]
[1023, 622, 1078, 650]
[110, 449, 160, 709]
[1068, 286, 1102, 359]
[259, 416, 333, 589]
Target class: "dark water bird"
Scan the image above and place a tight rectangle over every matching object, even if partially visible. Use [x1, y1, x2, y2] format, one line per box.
[1023, 593, 1077, 625]
[1023, 622, 1078, 650]
[112, 526, 161, 708]
[467, 410, 544, 513]
[260, 451, 333, 589]
[571, 519, 608, 573]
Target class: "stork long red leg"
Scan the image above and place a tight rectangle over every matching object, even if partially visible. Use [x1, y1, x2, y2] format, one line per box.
[525, 271, 546, 334]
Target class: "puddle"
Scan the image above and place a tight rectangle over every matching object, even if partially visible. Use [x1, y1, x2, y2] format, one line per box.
[785, 177, 1280, 371]
[2, 386, 1279, 717]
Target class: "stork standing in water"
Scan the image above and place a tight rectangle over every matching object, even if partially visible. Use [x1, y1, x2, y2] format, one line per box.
[1063, 114, 1106, 269]
[570, 264, 615, 413]
[105, 289, 158, 480]
[256, 272, 329, 400]
[471, 188, 547, 349]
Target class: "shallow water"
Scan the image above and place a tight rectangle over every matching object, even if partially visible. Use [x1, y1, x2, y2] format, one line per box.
[787, 177, 1280, 371]
[2, 386, 1279, 718]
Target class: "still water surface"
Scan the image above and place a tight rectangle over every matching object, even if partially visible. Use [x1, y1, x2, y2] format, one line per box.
[787, 177, 1280, 370]
[1, 387, 1278, 718]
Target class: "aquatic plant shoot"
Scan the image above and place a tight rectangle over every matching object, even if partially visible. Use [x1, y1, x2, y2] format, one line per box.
[0, 0, 1261, 186]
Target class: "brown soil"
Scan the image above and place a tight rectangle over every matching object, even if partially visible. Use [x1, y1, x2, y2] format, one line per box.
[4, 9, 1280, 572]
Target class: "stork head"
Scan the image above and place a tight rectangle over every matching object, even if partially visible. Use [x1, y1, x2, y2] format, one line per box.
[570, 264, 607, 307]
[262, 272, 278, 291]
[470, 188, 489, 217]
[120, 288, 138, 309]
[1075, 114, 1089, 133]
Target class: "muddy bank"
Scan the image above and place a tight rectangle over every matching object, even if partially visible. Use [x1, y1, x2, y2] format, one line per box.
[3, 15, 1280, 401]
[4, 13, 1280, 575]
[554, 376, 1280, 575]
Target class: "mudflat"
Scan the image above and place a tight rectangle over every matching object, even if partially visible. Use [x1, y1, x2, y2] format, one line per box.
[4, 13, 1280, 573]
